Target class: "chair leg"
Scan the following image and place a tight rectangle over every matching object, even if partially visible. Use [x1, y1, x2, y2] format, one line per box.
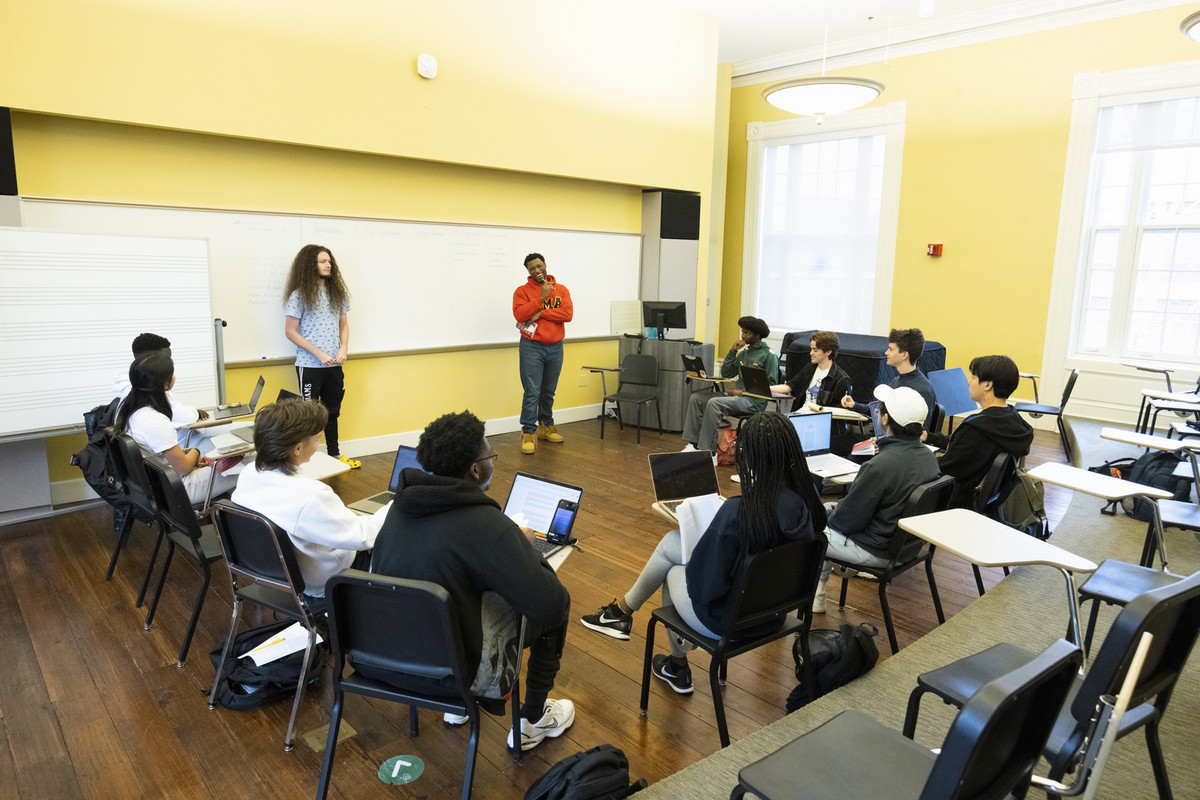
[315, 688, 345, 800]
[106, 511, 136, 581]
[143, 540, 176, 630]
[710, 656, 731, 748]
[615, 402, 625, 432]
[972, 564, 985, 596]
[924, 555, 946, 624]
[409, 705, 419, 737]
[640, 618, 658, 716]
[599, 404, 606, 440]
[209, 599, 244, 709]
[1144, 719, 1174, 800]
[462, 714, 480, 800]
[655, 398, 663, 437]
[901, 686, 929, 739]
[838, 576, 849, 609]
[284, 630, 319, 751]
[635, 404, 642, 444]
[730, 786, 748, 800]
[176, 560, 212, 667]
[1082, 599, 1102, 656]
[137, 523, 168, 607]
[1058, 416, 1072, 462]
[878, 583, 899, 654]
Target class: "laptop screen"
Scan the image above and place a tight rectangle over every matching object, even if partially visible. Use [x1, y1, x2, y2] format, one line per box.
[648, 451, 720, 501]
[503, 472, 584, 537]
[868, 401, 886, 439]
[247, 376, 265, 408]
[789, 412, 832, 455]
[388, 445, 425, 492]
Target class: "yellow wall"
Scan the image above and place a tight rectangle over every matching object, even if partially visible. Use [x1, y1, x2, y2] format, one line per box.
[722, 6, 1200, 371]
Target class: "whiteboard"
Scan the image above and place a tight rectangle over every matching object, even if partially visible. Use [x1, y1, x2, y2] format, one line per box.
[21, 200, 642, 364]
[0, 227, 216, 437]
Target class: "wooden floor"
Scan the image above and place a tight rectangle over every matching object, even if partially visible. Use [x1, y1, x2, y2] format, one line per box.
[0, 419, 1072, 799]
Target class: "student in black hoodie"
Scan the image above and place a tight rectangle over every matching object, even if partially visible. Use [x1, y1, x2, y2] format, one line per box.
[923, 354, 1034, 509]
[370, 411, 574, 752]
[770, 330, 852, 409]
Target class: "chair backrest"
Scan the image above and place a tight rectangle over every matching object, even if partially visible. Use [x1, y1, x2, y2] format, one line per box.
[324, 569, 475, 704]
[619, 354, 659, 388]
[107, 432, 158, 517]
[929, 403, 946, 435]
[1058, 368, 1080, 409]
[974, 452, 1017, 521]
[1069, 570, 1200, 748]
[720, 536, 828, 636]
[210, 500, 310, 601]
[890, 475, 956, 563]
[921, 639, 1082, 800]
[142, 459, 206, 543]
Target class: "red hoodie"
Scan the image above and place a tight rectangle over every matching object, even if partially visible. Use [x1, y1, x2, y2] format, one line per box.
[512, 275, 573, 345]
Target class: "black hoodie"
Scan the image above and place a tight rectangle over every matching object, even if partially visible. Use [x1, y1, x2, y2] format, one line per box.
[927, 405, 1034, 508]
[370, 469, 569, 684]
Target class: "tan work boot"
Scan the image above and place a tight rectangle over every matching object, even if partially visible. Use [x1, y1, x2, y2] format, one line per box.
[521, 433, 536, 454]
[537, 424, 565, 443]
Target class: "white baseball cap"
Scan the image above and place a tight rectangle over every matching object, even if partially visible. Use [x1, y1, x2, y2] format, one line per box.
[873, 385, 928, 428]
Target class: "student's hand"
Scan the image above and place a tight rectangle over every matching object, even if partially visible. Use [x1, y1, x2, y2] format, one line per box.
[732, 338, 746, 351]
[197, 408, 210, 421]
[315, 349, 335, 366]
[521, 527, 539, 545]
[920, 430, 928, 442]
[840, 395, 855, 408]
[729, 389, 744, 397]
[528, 311, 542, 323]
[333, 346, 348, 365]
[540, 281, 553, 299]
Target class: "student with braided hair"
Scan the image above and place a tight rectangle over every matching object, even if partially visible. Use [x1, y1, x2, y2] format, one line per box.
[580, 412, 826, 693]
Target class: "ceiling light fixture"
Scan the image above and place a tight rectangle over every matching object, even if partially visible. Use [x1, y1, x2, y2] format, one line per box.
[1182, 10, 1200, 42]
[762, 0, 884, 123]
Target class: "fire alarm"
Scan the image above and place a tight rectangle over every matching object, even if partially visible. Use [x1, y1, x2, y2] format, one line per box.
[927, 243, 943, 257]
[417, 54, 438, 80]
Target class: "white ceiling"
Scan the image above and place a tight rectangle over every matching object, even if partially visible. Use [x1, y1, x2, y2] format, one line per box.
[672, 0, 1195, 81]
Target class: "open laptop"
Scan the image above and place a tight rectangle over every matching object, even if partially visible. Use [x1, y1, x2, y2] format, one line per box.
[211, 375, 265, 420]
[739, 365, 788, 399]
[680, 354, 709, 378]
[789, 412, 859, 478]
[230, 389, 304, 443]
[648, 450, 723, 521]
[503, 472, 584, 559]
[347, 445, 425, 514]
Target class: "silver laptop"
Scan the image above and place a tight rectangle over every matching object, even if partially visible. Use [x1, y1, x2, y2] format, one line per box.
[739, 365, 788, 398]
[347, 445, 425, 514]
[503, 472, 584, 559]
[648, 450, 723, 521]
[789, 412, 859, 478]
[211, 376, 265, 420]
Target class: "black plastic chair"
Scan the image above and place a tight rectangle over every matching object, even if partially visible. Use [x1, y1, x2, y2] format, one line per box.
[968, 451, 1019, 595]
[207, 500, 326, 751]
[601, 354, 663, 443]
[730, 639, 1082, 800]
[1077, 561, 1185, 655]
[828, 475, 956, 653]
[1014, 368, 1079, 461]
[639, 536, 828, 748]
[317, 570, 494, 800]
[903, 570, 1200, 800]
[106, 432, 161, 594]
[140, 459, 225, 666]
[928, 403, 945, 436]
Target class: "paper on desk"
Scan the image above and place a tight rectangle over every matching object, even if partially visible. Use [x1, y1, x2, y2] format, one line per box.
[241, 622, 322, 666]
[677, 493, 723, 564]
[209, 432, 247, 453]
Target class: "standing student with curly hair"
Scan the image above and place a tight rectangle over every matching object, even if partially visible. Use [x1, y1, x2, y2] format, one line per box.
[284, 244, 359, 468]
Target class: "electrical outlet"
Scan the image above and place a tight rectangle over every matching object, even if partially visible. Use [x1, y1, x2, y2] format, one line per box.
[578, 374, 588, 387]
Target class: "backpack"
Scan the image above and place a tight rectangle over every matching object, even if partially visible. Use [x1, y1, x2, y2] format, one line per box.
[1088, 457, 1137, 516]
[1000, 467, 1050, 540]
[208, 621, 326, 711]
[716, 425, 738, 466]
[525, 744, 647, 800]
[1120, 451, 1191, 522]
[70, 398, 153, 528]
[786, 623, 879, 712]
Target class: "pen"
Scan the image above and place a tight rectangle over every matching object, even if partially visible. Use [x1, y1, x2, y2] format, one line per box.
[246, 636, 286, 655]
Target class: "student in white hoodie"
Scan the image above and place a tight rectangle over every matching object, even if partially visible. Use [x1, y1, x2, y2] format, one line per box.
[232, 398, 388, 598]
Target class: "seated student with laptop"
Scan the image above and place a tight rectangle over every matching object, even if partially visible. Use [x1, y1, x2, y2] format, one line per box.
[581, 413, 825, 694]
[770, 331, 852, 409]
[113, 333, 210, 447]
[231, 398, 386, 598]
[922, 355, 1033, 509]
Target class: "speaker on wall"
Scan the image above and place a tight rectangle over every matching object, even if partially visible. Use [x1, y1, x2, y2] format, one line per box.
[659, 191, 700, 240]
[0, 108, 16, 196]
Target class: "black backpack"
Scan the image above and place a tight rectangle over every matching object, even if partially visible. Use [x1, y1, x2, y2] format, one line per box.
[1120, 451, 1191, 522]
[1089, 457, 1138, 517]
[208, 621, 326, 711]
[524, 744, 647, 800]
[786, 623, 880, 712]
[70, 397, 153, 528]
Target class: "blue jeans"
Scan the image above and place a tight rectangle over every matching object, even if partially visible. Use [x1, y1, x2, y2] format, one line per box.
[519, 338, 564, 434]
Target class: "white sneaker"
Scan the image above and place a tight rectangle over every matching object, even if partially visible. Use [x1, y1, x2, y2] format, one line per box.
[443, 712, 469, 726]
[811, 593, 827, 614]
[681, 443, 697, 452]
[730, 474, 741, 483]
[507, 698, 575, 751]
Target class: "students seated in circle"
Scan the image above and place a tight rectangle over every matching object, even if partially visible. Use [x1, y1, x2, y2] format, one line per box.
[114, 352, 240, 505]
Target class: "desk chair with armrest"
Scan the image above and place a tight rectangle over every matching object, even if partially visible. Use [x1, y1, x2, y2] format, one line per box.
[207, 500, 326, 751]
[903, 570, 1200, 800]
[968, 451, 1019, 595]
[106, 432, 162, 598]
[1138, 374, 1200, 436]
[640, 536, 828, 748]
[1014, 368, 1079, 461]
[730, 639, 1082, 800]
[828, 475, 956, 654]
[600, 353, 663, 444]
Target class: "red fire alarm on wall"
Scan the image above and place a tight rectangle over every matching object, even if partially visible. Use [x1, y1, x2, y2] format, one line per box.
[927, 243, 943, 257]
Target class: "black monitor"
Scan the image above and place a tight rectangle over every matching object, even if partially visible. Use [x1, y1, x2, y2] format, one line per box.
[642, 301, 687, 340]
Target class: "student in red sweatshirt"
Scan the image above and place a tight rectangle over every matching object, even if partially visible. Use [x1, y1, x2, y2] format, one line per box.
[513, 253, 574, 454]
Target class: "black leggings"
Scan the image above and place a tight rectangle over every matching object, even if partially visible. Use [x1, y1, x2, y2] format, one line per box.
[296, 365, 345, 456]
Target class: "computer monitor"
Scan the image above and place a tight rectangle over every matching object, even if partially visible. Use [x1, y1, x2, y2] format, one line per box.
[642, 300, 687, 339]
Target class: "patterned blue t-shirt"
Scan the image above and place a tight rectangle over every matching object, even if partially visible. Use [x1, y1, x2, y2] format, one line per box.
[285, 288, 351, 368]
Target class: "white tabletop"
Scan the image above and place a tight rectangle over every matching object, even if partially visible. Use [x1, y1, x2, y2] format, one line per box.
[1028, 462, 1173, 502]
[899, 508, 1096, 573]
[1100, 427, 1195, 453]
[1141, 388, 1200, 405]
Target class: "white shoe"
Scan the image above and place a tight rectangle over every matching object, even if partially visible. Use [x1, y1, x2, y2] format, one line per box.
[833, 565, 859, 579]
[507, 698, 575, 751]
[681, 443, 697, 452]
[730, 474, 741, 483]
[812, 593, 827, 614]
[443, 712, 469, 726]
[712, 453, 719, 466]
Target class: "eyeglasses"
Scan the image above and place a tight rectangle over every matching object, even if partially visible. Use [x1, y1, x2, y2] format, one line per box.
[475, 451, 499, 463]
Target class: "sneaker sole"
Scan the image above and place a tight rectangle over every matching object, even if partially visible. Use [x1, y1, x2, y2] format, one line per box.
[653, 667, 694, 695]
[580, 618, 631, 640]
[510, 706, 575, 751]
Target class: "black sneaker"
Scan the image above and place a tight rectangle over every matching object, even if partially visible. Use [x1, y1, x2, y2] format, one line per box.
[581, 600, 632, 640]
[651, 654, 693, 694]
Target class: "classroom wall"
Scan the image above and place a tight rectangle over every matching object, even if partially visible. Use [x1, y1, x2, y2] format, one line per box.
[721, 5, 1200, 374]
[3, 0, 721, 489]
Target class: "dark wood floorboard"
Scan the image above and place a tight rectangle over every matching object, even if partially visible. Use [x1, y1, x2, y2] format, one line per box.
[0, 419, 1071, 798]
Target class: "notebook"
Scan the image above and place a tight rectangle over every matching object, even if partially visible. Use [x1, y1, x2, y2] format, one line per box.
[210, 376, 265, 420]
[788, 412, 859, 478]
[648, 450, 723, 521]
[503, 472, 584, 559]
[680, 354, 709, 379]
[739, 365, 788, 398]
[347, 445, 425, 514]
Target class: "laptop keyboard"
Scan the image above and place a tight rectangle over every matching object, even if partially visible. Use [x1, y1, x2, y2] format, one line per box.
[532, 537, 566, 557]
[364, 490, 395, 505]
[661, 499, 683, 514]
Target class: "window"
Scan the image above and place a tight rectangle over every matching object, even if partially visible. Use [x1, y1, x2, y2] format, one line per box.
[742, 104, 905, 339]
[1074, 96, 1200, 361]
